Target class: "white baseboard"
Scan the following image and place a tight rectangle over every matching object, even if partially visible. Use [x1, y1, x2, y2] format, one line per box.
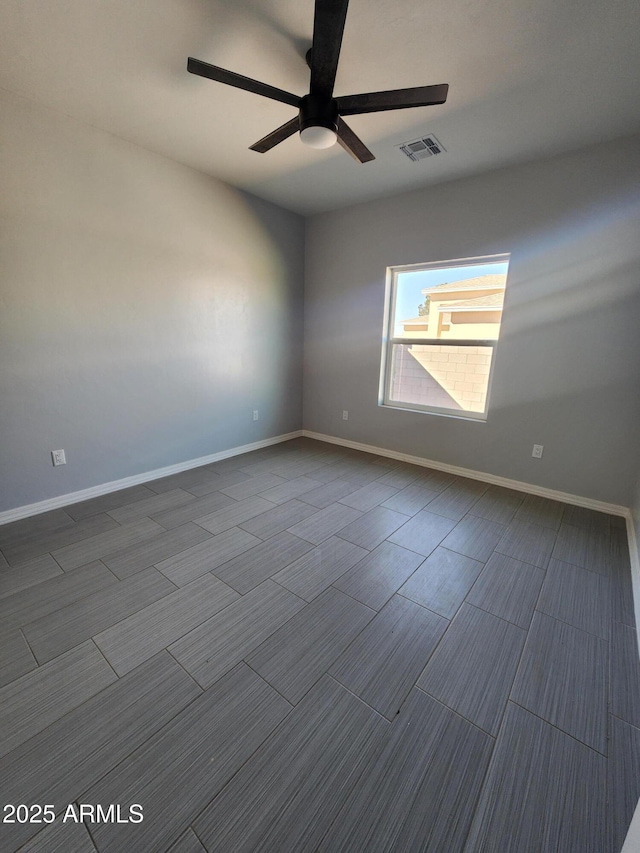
[0, 431, 303, 525]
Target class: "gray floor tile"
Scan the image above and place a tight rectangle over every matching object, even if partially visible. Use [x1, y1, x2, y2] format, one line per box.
[537, 557, 610, 638]
[466, 552, 545, 629]
[193, 676, 389, 853]
[417, 603, 526, 736]
[193, 495, 275, 535]
[337, 505, 410, 550]
[0, 652, 200, 852]
[610, 620, 640, 729]
[1, 513, 120, 566]
[611, 558, 636, 627]
[511, 611, 608, 752]
[107, 488, 196, 523]
[84, 664, 291, 853]
[247, 587, 374, 704]
[94, 573, 240, 676]
[23, 567, 177, 664]
[213, 530, 314, 594]
[167, 828, 207, 853]
[101, 522, 212, 579]
[0, 561, 117, 631]
[145, 466, 222, 495]
[467, 484, 524, 524]
[0, 629, 36, 688]
[338, 481, 399, 512]
[15, 821, 97, 853]
[65, 484, 156, 520]
[0, 641, 116, 758]
[388, 509, 457, 557]
[0, 554, 62, 599]
[440, 514, 506, 562]
[287, 502, 363, 545]
[330, 595, 448, 718]
[495, 518, 556, 568]
[0, 509, 74, 548]
[465, 702, 606, 853]
[334, 541, 425, 610]
[420, 477, 487, 521]
[298, 478, 361, 509]
[150, 490, 237, 530]
[169, 580, 306, 688]
[514, 493, 566, 529]
[155, 527, 261, 586]
[318, 687, 493, 853]
[552, 523, 612, 574]
[238, 499, 319, 539]
[219, 472, 288, 500]
[51, 518, 164, 571]
[185, 469, 251, 497]
[414, 468, 458, 492]
[380, 483, 439, 516]
[0, 550, 7, 568]
[376, 465, 423, 489]
[257, 476, 324, 504]
[608, 715, 640, 853]
[398, 546, 484, 619]
[273, 537, 368, 601]
[563, 503, 611, 534]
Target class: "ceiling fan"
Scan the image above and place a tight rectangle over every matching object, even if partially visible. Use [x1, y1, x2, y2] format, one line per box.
[187, 0, 449, 163]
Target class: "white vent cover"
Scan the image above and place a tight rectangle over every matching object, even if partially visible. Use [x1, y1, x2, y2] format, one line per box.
[397, 134, 445, 161]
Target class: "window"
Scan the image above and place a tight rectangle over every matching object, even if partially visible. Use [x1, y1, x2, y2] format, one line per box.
[380, 255, 510, 420]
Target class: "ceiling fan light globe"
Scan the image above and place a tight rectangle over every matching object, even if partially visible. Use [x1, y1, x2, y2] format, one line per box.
[300, 125, 338, 149]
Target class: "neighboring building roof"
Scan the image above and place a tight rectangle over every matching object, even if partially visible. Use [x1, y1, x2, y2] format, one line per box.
[402, 316, 429, 325]
[443, 292, 505, 310]
[422, 274, 506, 296]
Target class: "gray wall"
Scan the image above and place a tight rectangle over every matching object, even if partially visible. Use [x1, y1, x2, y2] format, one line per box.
[0, 91, 304, 513]
[304, 135, 640, 506]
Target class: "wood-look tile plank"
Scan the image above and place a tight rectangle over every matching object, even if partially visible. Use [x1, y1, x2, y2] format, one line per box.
[611, 557, 636, 627]
[272, 537, 368, 601]
[537, 557, 610, 638]
[380, 483, 439, 516]
[192, 676, 389, 853]
[610, 620, 640, 729]
[317, 687, 493, 853]
[468, 484, 524, 524]
[330, 595, 447, 719]
[420, 477, 487, 521]
[0, 550, 7, 568]
[0, 561, 117, 631]
[238, 499, 319, 539]
[0, 553, 62, 599]
[219, 472, 288, 500]
[107, 488, 196, 523]
[387, 509, 457, 557]
[375, 464, 423, 489]
[0, 641, 116, 757]
[417, 603, 526, 736]
[298, 479, 361, 509]
[16, 821, 97, 853]
[101, 522, 212, 579]
[511, 611, 608, 752]
[184, 469, 251, 497]
[495, 519, 556, 569]
[94, 573, 240, 676]
[145, 466, 221, 495]
[167, 828, 207, 853]
[150, 491, 237, 530]
[514, 493, 566, 529]
[287, 502, 363, 545]
[338, 482, 399, 512]
[213, 531, 314, 594]
[155, 527, 261, 586]
[1, 513, 120, 566]
[551, 523, 612, 574]
[192, 495, 274, 535]
[562, 504, 611, 534]
[398, 546, 484, 619]
[608, 715, 640, 853]
[169, 580, 306, 688]
[51, 518, 164, 571]
[466, 552, 545, 629]
[0, 508, 74, 548]
[336, 506, 410, 550]
[440, 514, 506, 562]
[257, 476, 324, 505]
[333, 541, 424, 611]
[465, 702, 606, 853]
[23, 567, 177, 664]
[0, 628, 36, 688]
[247, 588, 375, 704]
[64, 484, 156, 520]
[0, 652, 201, 852]
[84, 664, 291, 853]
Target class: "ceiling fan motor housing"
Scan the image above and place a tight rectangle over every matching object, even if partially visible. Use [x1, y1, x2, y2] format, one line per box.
[299, 94, 339, 134]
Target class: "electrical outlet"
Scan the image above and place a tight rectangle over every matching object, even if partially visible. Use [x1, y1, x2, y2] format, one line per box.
[532, 444, 544, 459]
[252, 410, 259, 421]
[51, 449, 66, 467]
[342, 410, 349, 421]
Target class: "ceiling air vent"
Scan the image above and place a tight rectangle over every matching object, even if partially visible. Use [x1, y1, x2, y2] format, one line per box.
[397, 134, 445, 162]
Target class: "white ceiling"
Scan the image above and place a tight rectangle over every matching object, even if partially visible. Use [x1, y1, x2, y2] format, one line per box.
[2, 0, 640, 215]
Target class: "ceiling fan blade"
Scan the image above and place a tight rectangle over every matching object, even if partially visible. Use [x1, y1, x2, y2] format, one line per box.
[337, 83, 449, 115]
[187, 57, 300, 108]
[249, 117, 300, 153]
[336, 117, 375, 163]
[309, 0, 350, 99]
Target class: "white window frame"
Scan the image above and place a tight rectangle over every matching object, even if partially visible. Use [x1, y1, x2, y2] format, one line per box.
[379, 254, 510, 421]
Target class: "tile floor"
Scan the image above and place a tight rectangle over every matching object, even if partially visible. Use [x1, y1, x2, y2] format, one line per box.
[1, 437, 639, 852]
